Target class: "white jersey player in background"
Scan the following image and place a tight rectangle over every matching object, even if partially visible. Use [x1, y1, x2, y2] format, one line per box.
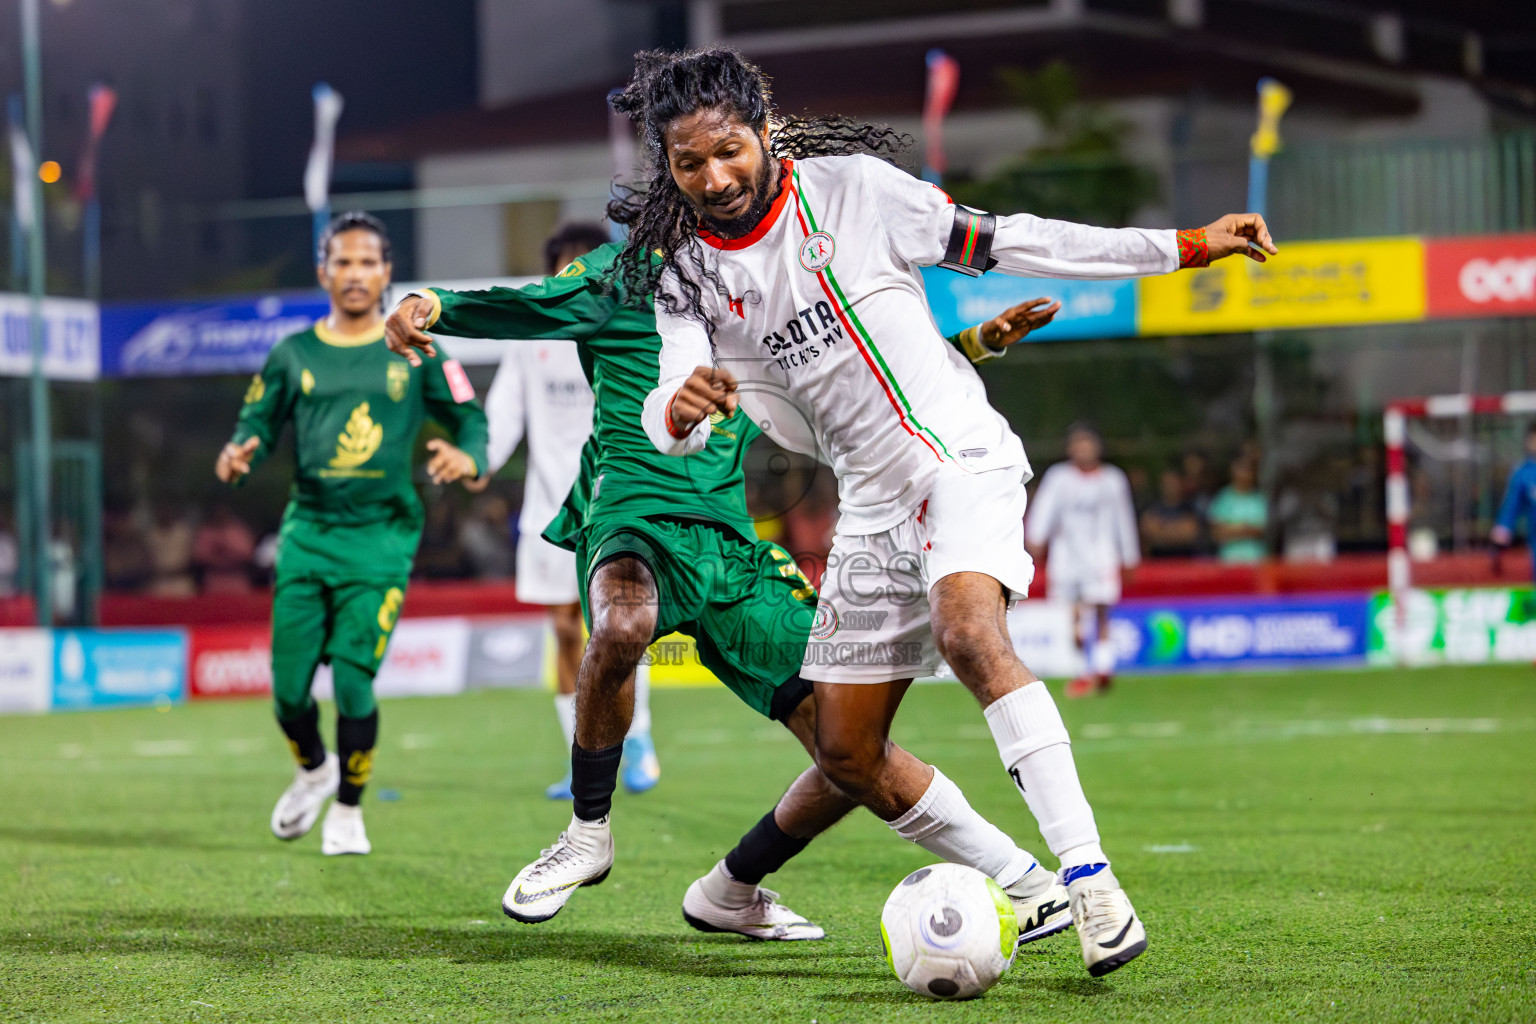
[1025, 424, 1140, 699]
[472, 223, 660, 799]
[619, 48, 1275, 978]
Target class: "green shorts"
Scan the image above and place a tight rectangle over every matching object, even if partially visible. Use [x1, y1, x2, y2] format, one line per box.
[577, 516, 816, 721]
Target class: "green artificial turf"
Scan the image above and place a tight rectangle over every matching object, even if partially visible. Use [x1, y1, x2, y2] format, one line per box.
[2, 666, 1534, 1023]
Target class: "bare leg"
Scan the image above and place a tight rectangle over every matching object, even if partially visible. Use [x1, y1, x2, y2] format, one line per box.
[930, 571, 1107, 870]
[550, 601, 584, 697]
[573, 558, 654, 750]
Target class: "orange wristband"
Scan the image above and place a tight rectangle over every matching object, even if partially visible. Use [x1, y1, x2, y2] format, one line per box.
[664, 389, 691, 439]
[1177, 228, 1209, 269]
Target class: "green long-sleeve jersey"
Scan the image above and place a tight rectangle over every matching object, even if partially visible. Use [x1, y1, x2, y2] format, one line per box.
[418, 242, 760, 549]
[229, 321, 489, 531]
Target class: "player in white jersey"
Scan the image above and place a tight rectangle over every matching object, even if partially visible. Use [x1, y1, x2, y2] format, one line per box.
[473, 224, 660, 799]
[1025, 425, 1140, 699]
[616, 49, 1276, 977]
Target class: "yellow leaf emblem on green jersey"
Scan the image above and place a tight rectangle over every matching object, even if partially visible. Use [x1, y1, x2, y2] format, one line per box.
[301, 369, 316, 395]
[330, 402, 383, 469]
[243, 374, 265, 404]
[387, 361, 409, 402]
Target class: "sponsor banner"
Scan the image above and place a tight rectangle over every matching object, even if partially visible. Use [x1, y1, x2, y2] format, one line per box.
[52, 628, 187, 710]
[312, 617, 470, 700]
[921, 268, 1135, 341]
[0, 293, 99, 380]
[1368, 587, 1536, 666]
[189, 624, 272, 699]
[0, 628, 52, 713]
[1109, 595, 1368, 670]
[1138, 237, 1425, 335]
[466, 616, 547, 688]
[100, 293, 328, 377]
[1426, 234, 1536, 319]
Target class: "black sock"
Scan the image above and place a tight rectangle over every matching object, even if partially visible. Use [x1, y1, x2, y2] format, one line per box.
[724, 809, 811, 886]
[277, 703, 326, 770]
[336, 710, 379, 806]
[570, 742, 623, 822]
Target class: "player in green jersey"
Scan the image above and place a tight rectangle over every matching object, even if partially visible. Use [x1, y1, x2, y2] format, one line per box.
[218, 212, 489, 857]
[386, 242, 1060, 935]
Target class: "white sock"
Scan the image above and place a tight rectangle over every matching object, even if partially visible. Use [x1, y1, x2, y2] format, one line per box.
[888, 766, 1042, 892]
[700, 859, 759, 909]
[553, 692, 576, 752]
[984, 682, 1106, 868]
[625, 662, 652, 739]
[1090, 636, 1116, 678]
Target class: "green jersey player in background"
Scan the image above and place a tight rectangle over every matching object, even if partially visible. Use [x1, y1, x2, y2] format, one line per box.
[386, 237, 1063, 937]
[217, 212, 489, 856]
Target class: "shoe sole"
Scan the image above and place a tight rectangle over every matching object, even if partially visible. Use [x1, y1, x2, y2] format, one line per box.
[1087, 937, 1147, 977]
[502, 866, 611, 924]
[1017, 914, 1073, 945]
[681, 908, 822, 941]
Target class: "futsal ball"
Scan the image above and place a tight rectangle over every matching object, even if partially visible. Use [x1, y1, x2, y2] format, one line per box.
[879, 863, 1019, 1000]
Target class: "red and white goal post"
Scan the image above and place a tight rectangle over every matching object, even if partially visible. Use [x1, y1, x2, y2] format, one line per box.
[1384, 390, 1536, 610]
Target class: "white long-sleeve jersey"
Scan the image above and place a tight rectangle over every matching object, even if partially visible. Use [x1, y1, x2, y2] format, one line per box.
[483, 340, 594, 540]
[642, 154, 1179, 534]
[1024, 462, 1141, 577]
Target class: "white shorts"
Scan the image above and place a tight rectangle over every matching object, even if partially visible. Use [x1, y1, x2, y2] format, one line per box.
[515, 530, 580, 606]
[801, 466, 1035, 684]
[1048, 566, 1121, 607]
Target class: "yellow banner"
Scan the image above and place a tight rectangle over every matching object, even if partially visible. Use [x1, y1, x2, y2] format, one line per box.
[1138, 237, 1426, 335]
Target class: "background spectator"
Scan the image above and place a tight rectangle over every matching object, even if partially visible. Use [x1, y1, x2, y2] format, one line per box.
[1180, 450, 1215, 515]
[1140, 468, 1206, 558]
[146, 503, 196, 596]
[193, 504, 257, 593]
[102, 506, 154, 592]
[1209, 456, 1268, 563]
[460, 494, 515, 579]
[0, 511, 17, 598]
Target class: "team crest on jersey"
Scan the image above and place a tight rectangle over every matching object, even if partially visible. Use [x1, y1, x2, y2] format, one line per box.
[330, 402, 383, 469]
[386, 361, 409, 401]
[557, 259, 585, 278]
[810, 602, 839, 640]
[799, 231, 835, 273]
[301, 369, 316, 395]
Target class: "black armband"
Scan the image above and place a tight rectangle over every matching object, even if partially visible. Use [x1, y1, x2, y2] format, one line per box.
[937, 206, 998, 277]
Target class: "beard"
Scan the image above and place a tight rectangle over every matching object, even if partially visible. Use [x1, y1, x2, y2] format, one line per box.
[698, 148, 780, 240]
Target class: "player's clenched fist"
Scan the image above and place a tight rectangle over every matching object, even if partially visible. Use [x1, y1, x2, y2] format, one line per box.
[667, 365, 739, 438]
[1203, 213, 1279, 263]
[216, 437, 260, 483]
[385, 294, 438, 368]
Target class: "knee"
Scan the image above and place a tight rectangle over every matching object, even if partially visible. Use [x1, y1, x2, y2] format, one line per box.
[273, 694, 310, 721]
[813, 734, 888, 795]
[932, 615, 1006, 672]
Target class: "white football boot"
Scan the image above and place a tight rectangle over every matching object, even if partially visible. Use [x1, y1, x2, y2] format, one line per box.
[1008, 876, 1073, 945]
[321, 802, 371, 856]
[502, 815, 614, 923]
[1066, 872, 1147, 976]
[681, 866, 825, 940]
[270, 751, 339, 840]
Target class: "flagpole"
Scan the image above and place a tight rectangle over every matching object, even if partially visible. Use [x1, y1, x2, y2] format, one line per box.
[6, 95, 24, 294]
[20, 0, 51, 625]
[305, 83, 343, 259]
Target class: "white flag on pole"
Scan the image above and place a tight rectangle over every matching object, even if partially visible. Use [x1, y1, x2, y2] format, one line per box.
[304, 82, 344, 213]
[8, 118, 35, 232]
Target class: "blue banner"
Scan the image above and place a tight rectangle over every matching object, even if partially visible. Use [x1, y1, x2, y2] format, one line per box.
[52, 629, 188, 710]
[920, 268, 1136, 341]
[100, 293, 327, 377]
[1109, 595, 1369, 670]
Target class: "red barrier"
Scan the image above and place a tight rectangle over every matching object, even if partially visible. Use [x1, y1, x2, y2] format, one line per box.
[1, 554, 1526, 628]
[189, 623, 272, 699]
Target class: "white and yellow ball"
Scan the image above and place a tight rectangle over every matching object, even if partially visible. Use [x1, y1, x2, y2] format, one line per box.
[879, 863, 1019, 1000]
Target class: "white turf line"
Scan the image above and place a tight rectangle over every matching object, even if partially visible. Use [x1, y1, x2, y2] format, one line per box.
[17, 716, 1536, 763]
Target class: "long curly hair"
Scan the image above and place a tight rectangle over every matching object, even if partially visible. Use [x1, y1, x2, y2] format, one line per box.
[607, 48, 911, 337]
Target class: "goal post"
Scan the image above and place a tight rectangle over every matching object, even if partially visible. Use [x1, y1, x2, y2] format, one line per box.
[1384, 390, 1536, 608]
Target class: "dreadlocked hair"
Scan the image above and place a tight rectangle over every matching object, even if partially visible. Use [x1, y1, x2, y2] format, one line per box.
[606, 48, 911, 337]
